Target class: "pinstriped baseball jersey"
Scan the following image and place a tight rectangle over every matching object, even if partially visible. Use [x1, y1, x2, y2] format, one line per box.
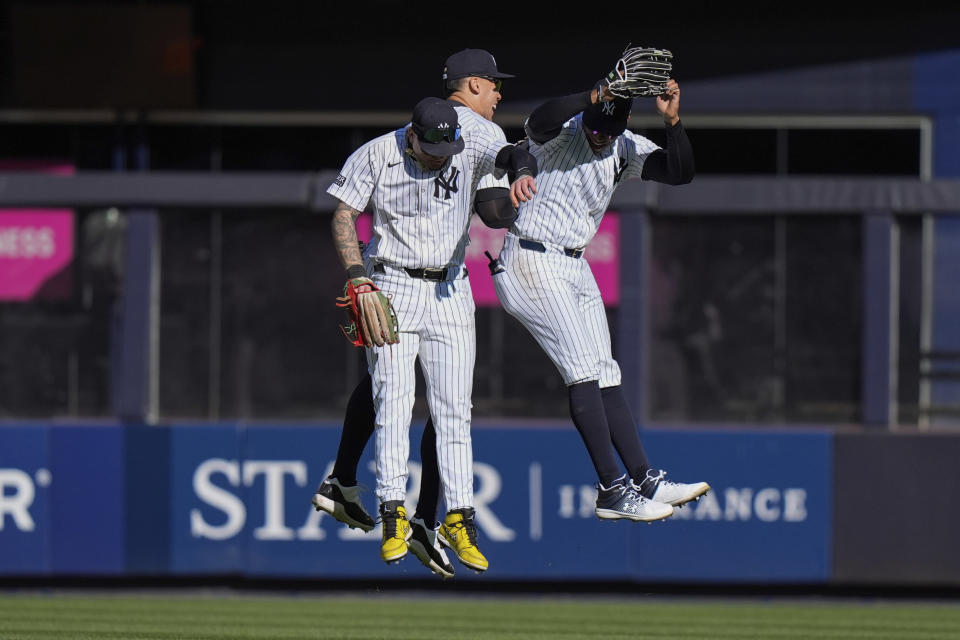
[494, 114, 659, 388]
[327, 116, 509, 510]
[328, 120, 507, 270]
[512, 114, 659, 248]
[453, 104, 510, 194]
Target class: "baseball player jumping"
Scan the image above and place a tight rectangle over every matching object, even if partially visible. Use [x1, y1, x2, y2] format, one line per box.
[325, 93, 537, 572]
[313, 49, 526, 579]
[492, 47, 710, 522]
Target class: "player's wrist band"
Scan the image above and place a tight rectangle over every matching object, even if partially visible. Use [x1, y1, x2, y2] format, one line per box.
[346, 264, 367, 280]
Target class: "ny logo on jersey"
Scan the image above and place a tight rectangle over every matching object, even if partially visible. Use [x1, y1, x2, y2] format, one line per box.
[614, 157, 628, 184]
[434, 166, 460, 200]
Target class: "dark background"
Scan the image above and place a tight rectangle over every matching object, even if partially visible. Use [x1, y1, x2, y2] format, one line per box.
[0, 1, 948, 424]
[3, 1, 960, 111]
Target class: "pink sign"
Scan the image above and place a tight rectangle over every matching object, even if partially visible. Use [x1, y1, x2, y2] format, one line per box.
[357, 211, 621, 307]
[0, 212, 75, 300]
[0, 161, 75, 301]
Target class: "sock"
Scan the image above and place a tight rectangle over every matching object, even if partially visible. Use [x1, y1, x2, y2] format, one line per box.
[601, 385, 651, 481]
[413, 418, 441, 527]
[331, 374, 375, 486]
[568, 381, 622, 487]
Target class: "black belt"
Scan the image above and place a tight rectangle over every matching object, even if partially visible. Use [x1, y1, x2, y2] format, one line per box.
[519, 238, 585, 259]
[374, 263, 461, 281]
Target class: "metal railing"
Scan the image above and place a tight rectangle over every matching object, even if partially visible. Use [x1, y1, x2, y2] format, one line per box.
[2, 172, 959, 429]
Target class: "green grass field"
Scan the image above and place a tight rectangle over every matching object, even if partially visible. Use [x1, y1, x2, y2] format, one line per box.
[1, 592, 959, 639]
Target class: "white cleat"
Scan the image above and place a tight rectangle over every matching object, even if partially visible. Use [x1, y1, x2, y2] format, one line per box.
[595, 476, 674, 522]
[632, 470, 710, 507]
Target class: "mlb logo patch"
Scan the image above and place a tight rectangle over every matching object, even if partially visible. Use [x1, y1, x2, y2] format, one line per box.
[334, 174, 346, 187]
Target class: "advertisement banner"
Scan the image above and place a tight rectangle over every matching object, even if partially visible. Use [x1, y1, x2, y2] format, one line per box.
[0, 425, 126, 574]
[168, 424, 244, 573]
[171, 423, 832, 581]
[0, 426, 50, 573]
[1, 422, 832, 582]
[0, 161, 75, 301]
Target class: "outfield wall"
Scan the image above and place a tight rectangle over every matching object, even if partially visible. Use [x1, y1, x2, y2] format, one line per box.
[0, 422, 953, 585]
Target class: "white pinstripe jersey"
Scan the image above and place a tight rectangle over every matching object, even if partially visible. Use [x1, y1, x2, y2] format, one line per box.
[513, 114, 660, 248]
[453, 104, 511, 192]
[327, 108, 508, 270]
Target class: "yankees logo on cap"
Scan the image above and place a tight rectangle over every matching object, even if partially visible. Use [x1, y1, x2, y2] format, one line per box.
[582, 97, 633, 136]
[410, 97, 465, 156]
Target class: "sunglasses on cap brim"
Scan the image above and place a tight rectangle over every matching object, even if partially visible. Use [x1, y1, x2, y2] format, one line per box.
[418, 125, 462, 144]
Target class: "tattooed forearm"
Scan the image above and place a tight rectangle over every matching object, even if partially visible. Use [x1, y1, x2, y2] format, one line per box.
[331, 201, 364, 271]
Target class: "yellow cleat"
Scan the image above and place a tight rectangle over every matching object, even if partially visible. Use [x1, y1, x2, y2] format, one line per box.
[439, 507, 488, 572]
[379, 502, 411, 563]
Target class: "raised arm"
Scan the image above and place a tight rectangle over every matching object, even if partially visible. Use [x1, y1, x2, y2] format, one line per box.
[640, 79, 695, 185]
[524, 89, 599, 144]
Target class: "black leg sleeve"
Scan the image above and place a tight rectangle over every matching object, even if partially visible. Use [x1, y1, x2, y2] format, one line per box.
[330, 373, 375, 486]
[568, 381, 623, 487]
[601, 385, 651, 481]
[413, 418, 442, 527]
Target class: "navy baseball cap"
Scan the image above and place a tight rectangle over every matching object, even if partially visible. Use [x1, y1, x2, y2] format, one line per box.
[582, 97, 633, 136]
[442, 48, 515, 82]
[410, 97, 465, 156]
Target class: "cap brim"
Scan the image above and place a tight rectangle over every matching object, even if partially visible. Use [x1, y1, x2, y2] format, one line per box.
[593, 122, 628, 136]
[420, 137, 465, 156]
[582, 111, 629, 136]
[446, 71, 515, 81]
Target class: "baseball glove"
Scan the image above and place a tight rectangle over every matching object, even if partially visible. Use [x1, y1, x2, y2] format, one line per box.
[336, 277, 399, 347]
[603, 45, 673, 98]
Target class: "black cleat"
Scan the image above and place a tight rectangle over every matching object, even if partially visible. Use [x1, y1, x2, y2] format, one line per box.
[409, 517, 455, 579]
[311, 477, 375, 532]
